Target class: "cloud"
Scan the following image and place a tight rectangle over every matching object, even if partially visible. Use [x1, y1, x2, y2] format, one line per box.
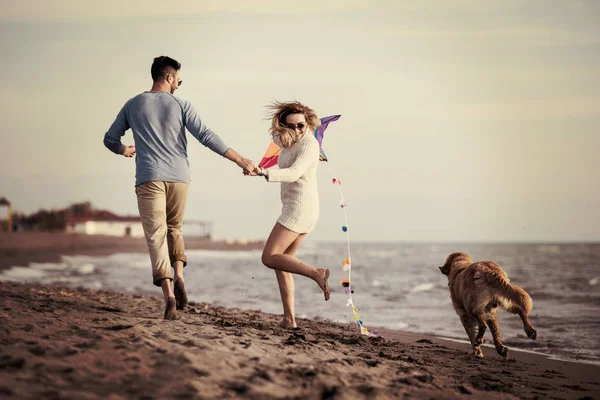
[0, 0, 369, 21]
[447, 97, 600, 121]
[381, 26, 600, 47]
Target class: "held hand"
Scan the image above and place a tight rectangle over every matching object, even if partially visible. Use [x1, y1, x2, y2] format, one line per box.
[243, 166, 264, 177]
[236, 157, 256, 174]
[122, 145, 136, 158]
[244, 168, 259, 176]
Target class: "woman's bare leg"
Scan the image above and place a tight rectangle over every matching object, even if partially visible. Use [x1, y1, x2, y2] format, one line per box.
[276, 234, 306, 329]
[262, 223, 330, 300]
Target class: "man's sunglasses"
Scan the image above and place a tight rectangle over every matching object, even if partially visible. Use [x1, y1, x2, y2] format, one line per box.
[168, 74, 182, 87]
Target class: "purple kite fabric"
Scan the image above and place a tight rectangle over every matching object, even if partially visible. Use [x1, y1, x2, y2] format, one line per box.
[315, 115, 341, 161]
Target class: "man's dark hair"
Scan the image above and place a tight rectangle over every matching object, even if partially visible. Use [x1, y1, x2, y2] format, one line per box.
[151, 56, 181, 81]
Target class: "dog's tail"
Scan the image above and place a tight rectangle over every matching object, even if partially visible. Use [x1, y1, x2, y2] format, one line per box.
[485, 269, 533, 314]
[503, 284, 533, 314]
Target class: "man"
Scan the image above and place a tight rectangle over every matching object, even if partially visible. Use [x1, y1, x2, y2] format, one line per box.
[103, 56, 255, 320]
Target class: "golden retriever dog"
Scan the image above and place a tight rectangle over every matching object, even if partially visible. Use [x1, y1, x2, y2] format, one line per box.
[439, 252, 537, 358]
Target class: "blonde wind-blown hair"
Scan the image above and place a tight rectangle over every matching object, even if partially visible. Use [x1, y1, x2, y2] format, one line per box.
[266, 101, 320, 148]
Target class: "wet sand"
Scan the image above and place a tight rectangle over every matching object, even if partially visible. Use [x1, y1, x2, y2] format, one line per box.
[0, 280, 598, 399]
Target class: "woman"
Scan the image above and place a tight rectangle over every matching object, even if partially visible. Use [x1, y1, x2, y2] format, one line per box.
[251, 101, 330, 329]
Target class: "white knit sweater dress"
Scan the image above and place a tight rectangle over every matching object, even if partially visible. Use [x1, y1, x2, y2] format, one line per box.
[267, 132, 320, 234]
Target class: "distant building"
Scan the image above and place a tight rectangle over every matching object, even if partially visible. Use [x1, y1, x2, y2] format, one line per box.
[66, 210, 144, 237]
[0, 197, 12, 232]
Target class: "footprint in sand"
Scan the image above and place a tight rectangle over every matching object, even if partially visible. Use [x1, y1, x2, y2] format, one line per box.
[0, 355, 25, 370]
[191, 367, 210, 377]
[27, 344, 47, 356]
[60, 347, 79, 357]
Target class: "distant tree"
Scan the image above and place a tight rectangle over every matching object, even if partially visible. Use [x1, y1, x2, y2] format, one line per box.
[69, 201, 93, 217]
[10, 201, 113, 232]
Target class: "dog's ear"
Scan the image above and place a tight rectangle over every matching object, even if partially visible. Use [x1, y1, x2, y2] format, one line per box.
[439, 265, 451, 275]
[446, 252, 470, 265]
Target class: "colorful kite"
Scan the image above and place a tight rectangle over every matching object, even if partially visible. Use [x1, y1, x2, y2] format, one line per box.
[258, 115, 341, 168]
[258, 141, 281, 169]
[259, 114, 376, 337]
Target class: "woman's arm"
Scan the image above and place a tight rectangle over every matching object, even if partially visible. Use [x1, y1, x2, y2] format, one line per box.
[265, 139, 319, 182]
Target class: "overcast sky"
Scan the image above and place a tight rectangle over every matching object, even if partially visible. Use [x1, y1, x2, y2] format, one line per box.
[0, 0, 598, 242]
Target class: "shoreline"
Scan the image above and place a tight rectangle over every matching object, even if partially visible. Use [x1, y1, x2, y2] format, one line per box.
[1, 280, 598, 399]
[0, 232, 264, 272]
[435, 336, 600, 367]
[2, 232, 599, 369]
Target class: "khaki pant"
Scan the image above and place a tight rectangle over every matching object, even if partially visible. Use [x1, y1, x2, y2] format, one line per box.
[135, 181, 189, 286]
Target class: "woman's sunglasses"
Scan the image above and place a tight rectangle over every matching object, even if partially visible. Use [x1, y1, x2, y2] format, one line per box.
[283, 123, 306, 131]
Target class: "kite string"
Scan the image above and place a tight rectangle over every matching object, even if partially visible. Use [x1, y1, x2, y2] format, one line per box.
[326, 164, 375, 336]
[327, 164, 353, 302]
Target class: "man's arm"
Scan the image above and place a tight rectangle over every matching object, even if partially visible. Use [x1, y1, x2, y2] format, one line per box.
[103, 101, 131, 155]
[183, 101, 255, 172]
[224, 148, 256, 173]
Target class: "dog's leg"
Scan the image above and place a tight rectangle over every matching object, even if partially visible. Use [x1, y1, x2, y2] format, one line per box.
[474, 313, 487, 345]
[473, 313, 488, 358]
[518, 309, 537, 340]
[460, 313, 482, 358]
[486, 311, 508, 358]
[508, 306, 537, 340]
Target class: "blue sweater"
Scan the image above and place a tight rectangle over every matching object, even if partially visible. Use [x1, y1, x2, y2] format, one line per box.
[103, 92, 230, 186]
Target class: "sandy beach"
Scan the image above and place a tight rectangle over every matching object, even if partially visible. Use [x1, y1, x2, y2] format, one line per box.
[0, 279, 598, 399]
[1, 233, 599, 399]
[2, 1, 599, 398]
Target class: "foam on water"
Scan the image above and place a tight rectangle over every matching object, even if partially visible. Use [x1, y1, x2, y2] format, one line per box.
[186, 249, 262, 259]
[362, 249, 400, 259]
[391, 321, 410, 330]
[537, 245, 561, 253]
[2, 266, 48, 280]
[410, 283, 436, 293]
[29, 262, 69, 271]
[78, 263, 95, 275]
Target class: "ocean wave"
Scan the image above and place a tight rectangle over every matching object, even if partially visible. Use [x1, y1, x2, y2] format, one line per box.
[59, 254, 150, 270]
[1, 266, 47, 280]
[42, 276, 84, 284]
[77, 263, 95, 275]
[410, 283, 436, 293]
[391, 321, 409, 330]
[361, 249, 400, 259]
[381, 294, 407, 302]
[528, 290, 600, 306]
[186, 250, 262, 259]
[28, 262, 69, 270]
[297, 248, 340, 258]
[537, 245, 561, 253]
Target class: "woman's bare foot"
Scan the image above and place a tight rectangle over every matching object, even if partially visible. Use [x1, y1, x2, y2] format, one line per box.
[164, 297, 178, 320]
[316, 268, 330, 301]
[279, 316, 297, 329]
[174, 278, 188, 310]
